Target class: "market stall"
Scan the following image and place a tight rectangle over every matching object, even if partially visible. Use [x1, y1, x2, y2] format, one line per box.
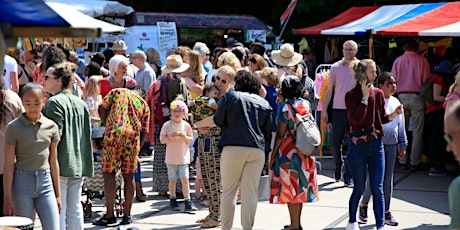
[293, 2, 460, 36]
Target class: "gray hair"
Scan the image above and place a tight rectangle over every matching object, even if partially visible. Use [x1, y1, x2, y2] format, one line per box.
[109, 54, 130, 76]
[133, 50, 147, 62]
[193, 42, 209, 55]
[343, 40, 358, 50]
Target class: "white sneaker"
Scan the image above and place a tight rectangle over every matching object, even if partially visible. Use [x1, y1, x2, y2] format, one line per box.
[377, 227, 385, 230]
[346, 222, 360, 230]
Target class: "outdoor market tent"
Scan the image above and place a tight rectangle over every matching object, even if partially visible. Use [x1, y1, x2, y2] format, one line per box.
[0, 0, 102, 38]
[293, 2, 460, 37]
[46, 2, 126, 33]
[45, 0, 134, 18]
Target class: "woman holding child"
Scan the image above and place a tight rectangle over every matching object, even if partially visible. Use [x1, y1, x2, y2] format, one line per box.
[194, 65, 236, 228]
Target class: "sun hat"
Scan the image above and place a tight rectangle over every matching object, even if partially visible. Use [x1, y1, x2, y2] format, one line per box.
[271, 43, 303, 67]
[161, 55, 190, 74]
[112, 40, 128, 51]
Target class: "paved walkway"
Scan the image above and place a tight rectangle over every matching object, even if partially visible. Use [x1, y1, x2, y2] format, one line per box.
[33, 155, 454, 229]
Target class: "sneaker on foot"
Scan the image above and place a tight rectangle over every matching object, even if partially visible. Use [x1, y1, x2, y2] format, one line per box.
[120, 215, 133, 225]
[344, 177, 354, 188]
[346, 222, 360, 230]
[170, 198, 180, 211]
[385, 212, 398, 226]
[184, 199, 198, 211]
[93, 214, 116, 226]
[428, 168, 448, 176]
[358, 205, 368, 223]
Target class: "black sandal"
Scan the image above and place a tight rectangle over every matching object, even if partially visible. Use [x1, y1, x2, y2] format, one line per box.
[93, 214, 116, 226]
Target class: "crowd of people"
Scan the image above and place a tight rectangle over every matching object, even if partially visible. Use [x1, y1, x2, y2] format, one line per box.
[0, 36, 459, 230]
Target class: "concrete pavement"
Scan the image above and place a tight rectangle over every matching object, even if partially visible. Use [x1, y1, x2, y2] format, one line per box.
[33, 155, 454, 229]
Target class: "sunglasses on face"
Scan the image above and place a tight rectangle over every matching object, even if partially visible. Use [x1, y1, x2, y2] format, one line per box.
[215, 76, 227, 84]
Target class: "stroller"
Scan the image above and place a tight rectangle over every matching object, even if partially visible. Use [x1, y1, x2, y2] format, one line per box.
[82, 127, 124, 218]
[82, 160, 124, 218]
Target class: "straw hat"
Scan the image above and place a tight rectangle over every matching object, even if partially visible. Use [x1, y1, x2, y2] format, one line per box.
[112, 40, 128, 51]
[271, 43, 303, 67]
[161, 55, 190, 74]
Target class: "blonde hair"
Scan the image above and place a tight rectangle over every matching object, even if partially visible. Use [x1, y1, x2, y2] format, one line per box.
[182, 50, 205, 85]
[260, 67, 279, 87]
[448, 71, 460, 97]
[83, 75, 103, 101]
[217, 65, 236, 83]
[352, 59, 375, 82]
[217, 51, 241, 70]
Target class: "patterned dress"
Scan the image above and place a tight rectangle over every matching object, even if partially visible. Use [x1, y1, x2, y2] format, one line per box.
[100, 88, 150, 174]
[270, 99, 318, 204]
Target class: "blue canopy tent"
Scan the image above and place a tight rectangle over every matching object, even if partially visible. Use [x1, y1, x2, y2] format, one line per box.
[0, 0, 107, 73]
[0, 0, 102, 39]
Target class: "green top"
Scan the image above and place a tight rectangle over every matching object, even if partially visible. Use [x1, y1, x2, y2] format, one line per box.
[45, 91, 93, 177]
[449, 176, 460, 229]
[5, 114, 60, 171]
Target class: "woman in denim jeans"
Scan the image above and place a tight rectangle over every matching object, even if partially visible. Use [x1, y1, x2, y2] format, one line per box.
[344, 60, 403, 230]
[3, 83, 61, 229]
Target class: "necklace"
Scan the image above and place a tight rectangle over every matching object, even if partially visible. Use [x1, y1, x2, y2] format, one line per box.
[110, 76, 124, 88]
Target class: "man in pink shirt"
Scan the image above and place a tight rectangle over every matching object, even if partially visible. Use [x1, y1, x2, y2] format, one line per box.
[321, 40, 358, 187]
[391, 40, 430, 171]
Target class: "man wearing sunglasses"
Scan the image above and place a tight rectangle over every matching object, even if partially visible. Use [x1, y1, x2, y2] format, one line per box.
[445, 100, 460, 230]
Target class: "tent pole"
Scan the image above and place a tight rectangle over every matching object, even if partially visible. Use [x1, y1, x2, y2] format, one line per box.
[279, 6, 295, 40]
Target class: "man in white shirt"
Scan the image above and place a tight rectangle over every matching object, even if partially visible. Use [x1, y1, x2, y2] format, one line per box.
[3, 55, 19, 94]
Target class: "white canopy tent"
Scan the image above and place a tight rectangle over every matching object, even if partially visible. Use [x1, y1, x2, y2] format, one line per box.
[45, 2, 126, 33]
[45, 0, 134, 17]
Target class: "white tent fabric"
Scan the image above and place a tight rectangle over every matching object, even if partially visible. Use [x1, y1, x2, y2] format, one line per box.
[45, 0, 134, 17]
[46, 2, 125, 33]
[321, 4, 420, 35]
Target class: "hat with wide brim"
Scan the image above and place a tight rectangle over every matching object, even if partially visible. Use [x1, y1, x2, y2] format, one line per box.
[112, 40, 128, 51]
[271, 43, 303, 67]
[161, 55, 190, 74]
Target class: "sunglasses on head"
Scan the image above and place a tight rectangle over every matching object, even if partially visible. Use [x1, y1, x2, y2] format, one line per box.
[215, 76, 227, 84]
